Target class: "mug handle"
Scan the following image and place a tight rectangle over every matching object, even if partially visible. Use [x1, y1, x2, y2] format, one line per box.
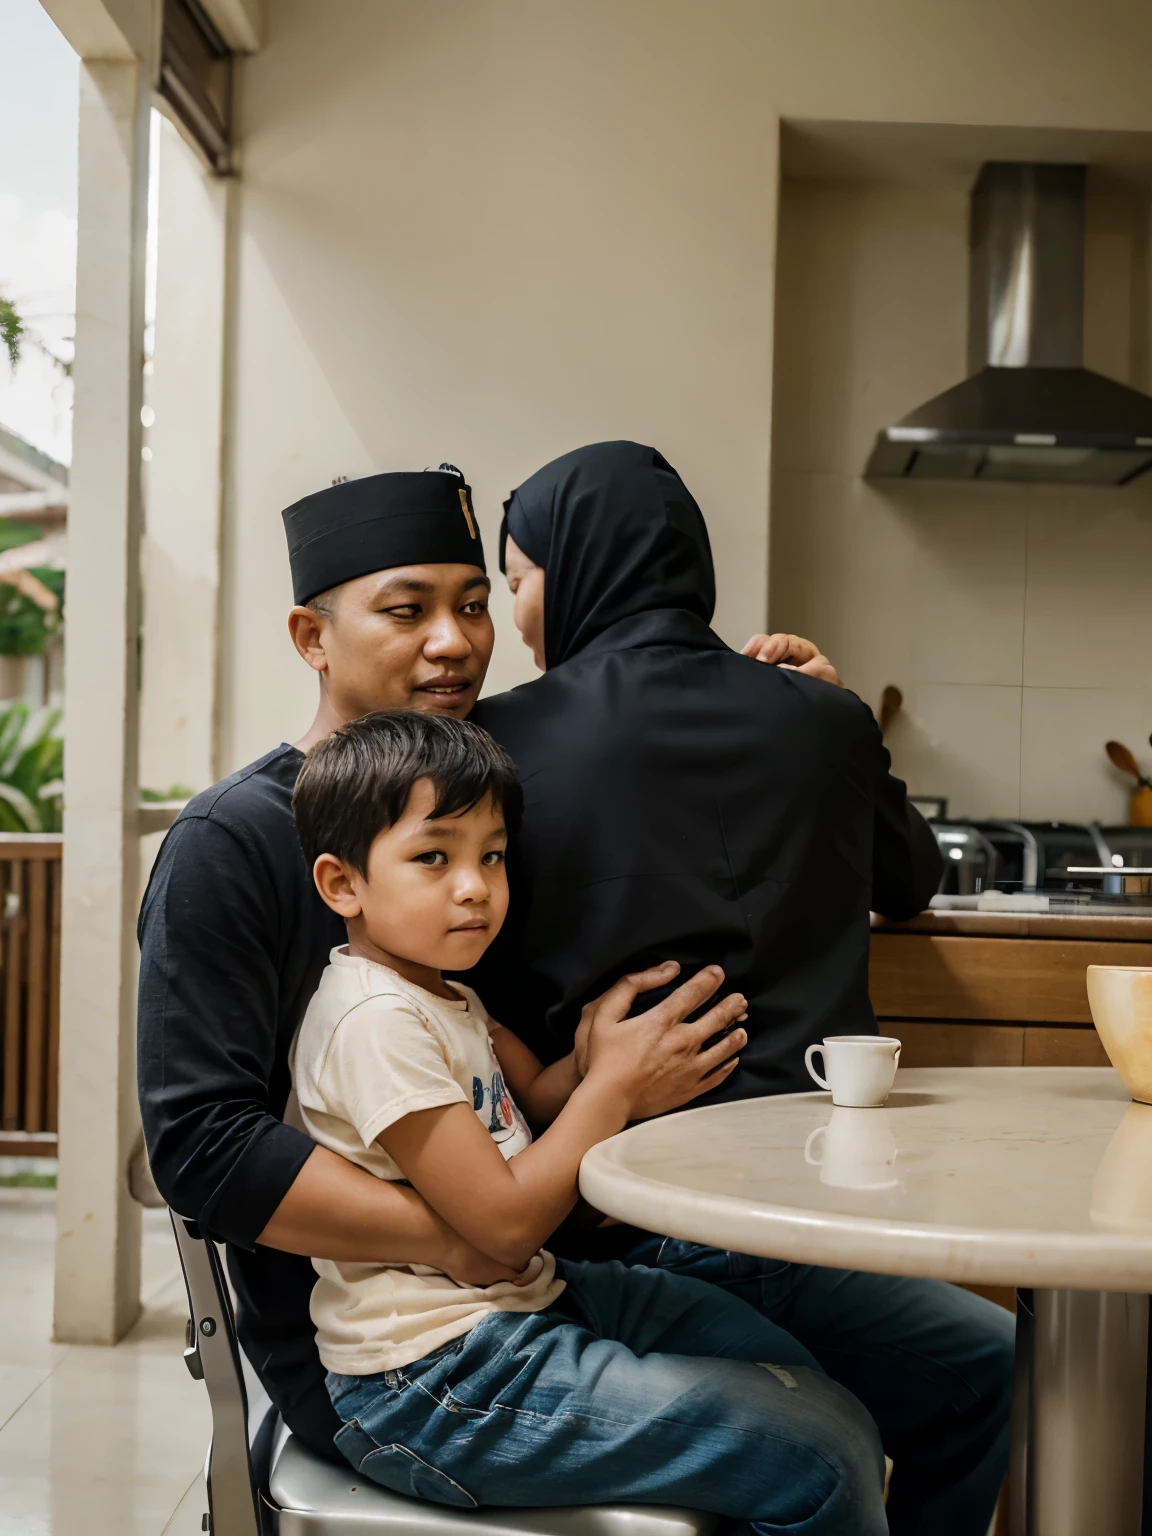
[894, 1043, 902, 1068]
[804, 1042, 830, 1091]
[804, 1125, 826, 1166]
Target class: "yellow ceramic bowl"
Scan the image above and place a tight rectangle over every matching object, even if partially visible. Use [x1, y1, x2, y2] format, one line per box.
[1087, 966, 1152, 1104]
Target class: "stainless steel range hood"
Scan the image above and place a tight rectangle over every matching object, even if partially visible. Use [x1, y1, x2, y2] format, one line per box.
[865, 163, 1152, 486]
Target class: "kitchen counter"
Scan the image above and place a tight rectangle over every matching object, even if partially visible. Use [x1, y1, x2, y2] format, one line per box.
[873, 909, 1152, 941]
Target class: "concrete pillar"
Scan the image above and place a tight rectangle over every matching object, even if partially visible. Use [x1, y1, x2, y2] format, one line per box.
[53, 55, 151, 1345]
[139, 113, 228, 799]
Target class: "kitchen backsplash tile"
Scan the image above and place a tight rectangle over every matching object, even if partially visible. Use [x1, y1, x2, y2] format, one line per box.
[904, 488, 1027, 687]
[1022, 490, 1152, 691]
[1020, 686, 1152, 825]
[885, 683, 1023, 821]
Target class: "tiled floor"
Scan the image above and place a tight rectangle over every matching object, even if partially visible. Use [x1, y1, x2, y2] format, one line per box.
[0, 1188, 211, 1535]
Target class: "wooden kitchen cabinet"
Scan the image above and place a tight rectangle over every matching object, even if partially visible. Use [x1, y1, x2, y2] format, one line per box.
[894, 1021, 1025, 1068]
[871, 933, 1152, 1025]
[870, 910, 1152, 1068]
[893, 1019, 1111, 1069]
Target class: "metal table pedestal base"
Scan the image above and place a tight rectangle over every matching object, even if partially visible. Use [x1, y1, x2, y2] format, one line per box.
[1011, 1289, 1148, 1536]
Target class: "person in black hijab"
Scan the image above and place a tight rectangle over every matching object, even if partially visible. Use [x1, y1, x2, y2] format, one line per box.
[471, 441, 1013, 1536]
[471, 441, 940, 1091]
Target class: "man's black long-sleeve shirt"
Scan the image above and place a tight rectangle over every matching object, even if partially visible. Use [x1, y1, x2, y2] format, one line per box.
[137, 744, 344, 1452]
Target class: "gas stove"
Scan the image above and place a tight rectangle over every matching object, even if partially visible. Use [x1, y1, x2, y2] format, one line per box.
[927, 820, 1152, 913]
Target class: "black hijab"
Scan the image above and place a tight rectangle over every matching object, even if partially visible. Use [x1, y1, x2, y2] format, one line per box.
[500, 441, 716, 669]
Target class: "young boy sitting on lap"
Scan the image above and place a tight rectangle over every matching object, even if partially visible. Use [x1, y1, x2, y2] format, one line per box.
[289, 710, 889, 1535]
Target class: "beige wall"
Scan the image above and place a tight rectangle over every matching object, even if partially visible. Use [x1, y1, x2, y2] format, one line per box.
[769, 174, 1152, 825]
[219, 0, 782, 767]
[140, 115, 227, 797]
[216, 0, 1152, 776]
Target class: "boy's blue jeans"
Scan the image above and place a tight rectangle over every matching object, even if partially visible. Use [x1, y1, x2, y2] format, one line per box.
[621, 1237, 1015, 1536]
[328, 1255, 1007, 1536]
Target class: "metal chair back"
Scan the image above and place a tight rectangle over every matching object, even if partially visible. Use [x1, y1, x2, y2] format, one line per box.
[171, 1211, 265, 1536]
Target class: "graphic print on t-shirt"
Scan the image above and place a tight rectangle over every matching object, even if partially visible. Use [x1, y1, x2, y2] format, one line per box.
[472, 1068, 531, 1145]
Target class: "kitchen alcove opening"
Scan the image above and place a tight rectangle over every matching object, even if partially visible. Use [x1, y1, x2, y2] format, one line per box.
[766, 117, 1152, 830]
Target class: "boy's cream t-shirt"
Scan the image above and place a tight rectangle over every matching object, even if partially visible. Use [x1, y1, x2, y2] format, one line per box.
[290, 947, 564, 1375]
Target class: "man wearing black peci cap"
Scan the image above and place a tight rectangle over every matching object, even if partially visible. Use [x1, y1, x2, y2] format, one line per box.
[138, 466, 511, 1457]
[283, 466, 491, 733]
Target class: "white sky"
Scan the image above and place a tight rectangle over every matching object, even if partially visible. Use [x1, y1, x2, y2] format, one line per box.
[0, 0, 79, 466]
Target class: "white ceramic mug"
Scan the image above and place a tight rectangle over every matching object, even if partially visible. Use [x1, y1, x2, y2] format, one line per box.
[803, 1034, 902, 1107]
[804, 1108, 899, 1190]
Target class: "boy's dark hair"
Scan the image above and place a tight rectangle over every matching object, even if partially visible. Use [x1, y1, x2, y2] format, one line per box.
[293, 711, 522, 874]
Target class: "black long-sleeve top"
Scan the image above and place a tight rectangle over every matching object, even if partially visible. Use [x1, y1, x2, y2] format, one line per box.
[471, 609, 942, 1094]
[137, 744, 344, 1452]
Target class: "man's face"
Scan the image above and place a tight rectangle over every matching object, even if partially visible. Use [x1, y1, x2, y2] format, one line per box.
[291, 564, 494, 719]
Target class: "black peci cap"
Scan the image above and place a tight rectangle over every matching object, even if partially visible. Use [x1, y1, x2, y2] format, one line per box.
[282, 466, 485, 605]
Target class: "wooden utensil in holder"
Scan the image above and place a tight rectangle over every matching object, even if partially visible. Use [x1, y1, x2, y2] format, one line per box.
[1105, 740, 1152, 827]
[878, 686, 903, 738]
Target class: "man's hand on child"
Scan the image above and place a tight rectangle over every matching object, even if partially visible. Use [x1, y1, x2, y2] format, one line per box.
[580, 962, 748, 1120]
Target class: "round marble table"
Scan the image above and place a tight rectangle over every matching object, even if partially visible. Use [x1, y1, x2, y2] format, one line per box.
[580, 1067, 1152, 1536]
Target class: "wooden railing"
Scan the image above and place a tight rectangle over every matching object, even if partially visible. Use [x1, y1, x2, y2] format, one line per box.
[0, 834, 62, 1156]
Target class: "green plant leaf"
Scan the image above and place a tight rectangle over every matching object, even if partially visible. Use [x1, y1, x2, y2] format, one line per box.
[140, 784, 194, 802]
[0, 296, 24, 369]
[0, 523, 43, 554]
[0, 780, 41, 832]
[0, 704, 63, 830]
[0, 702, 30, 771]
[0, 703, 40, 778]
[0, 578, 63, 656]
